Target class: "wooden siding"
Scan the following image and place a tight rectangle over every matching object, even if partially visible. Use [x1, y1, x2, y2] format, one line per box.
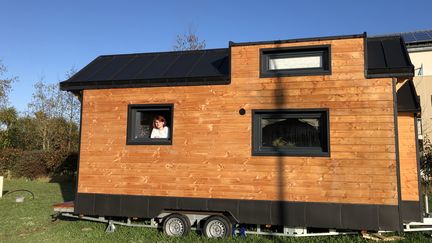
[398, 112, 420, 201]
[78, 37, 399, 205]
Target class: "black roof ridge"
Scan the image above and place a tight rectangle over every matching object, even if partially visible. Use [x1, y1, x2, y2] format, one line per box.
[97, 47, 229, 58]
[229, 33, 366, 47]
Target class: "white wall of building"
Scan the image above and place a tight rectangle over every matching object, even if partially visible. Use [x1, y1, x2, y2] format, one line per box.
[409, 47, 432, 141]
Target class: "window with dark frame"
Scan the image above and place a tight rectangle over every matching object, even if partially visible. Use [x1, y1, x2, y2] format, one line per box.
[126, 104, 173, 145]
[252, 109, 329, 156]
[260, 45, 331, 77]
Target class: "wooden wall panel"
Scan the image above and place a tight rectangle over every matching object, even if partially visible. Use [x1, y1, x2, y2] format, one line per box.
[78, 37, 399, 205]
[398, 112, 420, 201]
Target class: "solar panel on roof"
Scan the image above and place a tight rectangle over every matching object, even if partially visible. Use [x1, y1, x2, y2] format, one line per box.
[112, 55, 157, 81]
[73, 57, 113, 81]
[188, 51, 228, 77]
[87, 56, 134, 81]
[413, 31, 430, 42]
[402, 33, 416, 43]
[401, 30, 432, 44]
[135, 53, 180, 79]
[163, 52, 204, 78]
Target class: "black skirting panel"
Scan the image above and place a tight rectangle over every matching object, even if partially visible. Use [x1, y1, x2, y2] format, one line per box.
[401, 200, 422, 223]
[75, 193, 399, 231]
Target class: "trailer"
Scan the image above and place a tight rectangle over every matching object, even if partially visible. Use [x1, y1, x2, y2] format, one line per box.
[53, 201, 359, 237]
[53, 201, 432, 237]
[57, 33, 422, 238]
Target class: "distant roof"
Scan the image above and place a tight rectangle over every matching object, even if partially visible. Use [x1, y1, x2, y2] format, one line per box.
[372, 30, 432, 47]
[401, 30, 432, 45]
[60, 48, 230, 91]
[366, 36, 414, 78]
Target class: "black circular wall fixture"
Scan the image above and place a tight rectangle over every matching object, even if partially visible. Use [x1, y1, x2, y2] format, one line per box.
[239, 108, 246, 115]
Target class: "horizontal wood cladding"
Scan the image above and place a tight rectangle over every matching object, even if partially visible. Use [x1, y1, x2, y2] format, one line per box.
[398, 113, 419, 201]
[78, 37, 398, 205]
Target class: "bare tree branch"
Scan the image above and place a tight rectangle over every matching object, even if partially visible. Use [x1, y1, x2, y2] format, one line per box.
[0, 60, 18, 108]
[173, 28, 206, 51]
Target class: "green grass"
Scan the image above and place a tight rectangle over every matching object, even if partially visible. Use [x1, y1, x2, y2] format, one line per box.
[1, 179, 432, 242]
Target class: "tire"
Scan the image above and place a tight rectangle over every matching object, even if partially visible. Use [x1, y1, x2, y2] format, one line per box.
[162, 213, 191, 237]
[202, 215, 232, 238]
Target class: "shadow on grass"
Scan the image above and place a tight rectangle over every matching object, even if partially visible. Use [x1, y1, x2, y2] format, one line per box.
[49, 175, 76, 202]
[48, 153, 78, 202]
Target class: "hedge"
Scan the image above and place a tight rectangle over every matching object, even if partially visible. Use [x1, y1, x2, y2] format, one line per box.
[0, 149, 77, 179]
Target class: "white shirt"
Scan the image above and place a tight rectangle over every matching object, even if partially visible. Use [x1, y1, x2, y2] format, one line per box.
[150, 126, 169, 138]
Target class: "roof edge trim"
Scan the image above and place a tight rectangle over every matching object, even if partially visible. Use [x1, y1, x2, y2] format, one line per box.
[60, 76, 231, 91]
[229, 33, 366, 47]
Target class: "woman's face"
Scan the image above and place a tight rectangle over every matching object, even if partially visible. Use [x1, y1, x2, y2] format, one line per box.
[154, 120, 165, 129]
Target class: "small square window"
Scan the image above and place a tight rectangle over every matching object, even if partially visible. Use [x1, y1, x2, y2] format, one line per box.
[252, 109, 330, 156]
[260, 45, 331, 77]
[126, 104, 173, 145]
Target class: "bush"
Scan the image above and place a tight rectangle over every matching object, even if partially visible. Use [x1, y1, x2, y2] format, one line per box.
[0, 149, 77, 179]
[53, 152, 78, 176]
[0, 148, 21, 178]
[13, 150, 49, 179]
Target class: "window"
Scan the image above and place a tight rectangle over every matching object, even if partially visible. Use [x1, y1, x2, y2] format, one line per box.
[126, 104, 173, 145]
[260, 45, 331, 77]
[252, 109, 330, 156]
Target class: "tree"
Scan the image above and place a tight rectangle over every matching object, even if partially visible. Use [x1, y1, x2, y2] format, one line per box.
[8, 115, 41, 150]
[0, 107, 18, 148]
[27, 70, 80, 151]
[0, 60, 18, 148]
[421, 138, 432, 190]
[28, 77, 58, 150]
[59, 67, 80, 151]
[173, 28, 206, 51]
[0, 60, 17, 108]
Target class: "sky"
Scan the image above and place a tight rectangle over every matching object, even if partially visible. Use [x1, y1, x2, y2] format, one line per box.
[1, 0, 431, 112]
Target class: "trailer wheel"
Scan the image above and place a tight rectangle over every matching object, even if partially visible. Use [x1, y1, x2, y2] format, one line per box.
[162, 213, 191, 237]
[203, 215, 232, 238]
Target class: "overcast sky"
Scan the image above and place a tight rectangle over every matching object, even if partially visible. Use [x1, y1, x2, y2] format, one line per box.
[1, 0, 431, 112]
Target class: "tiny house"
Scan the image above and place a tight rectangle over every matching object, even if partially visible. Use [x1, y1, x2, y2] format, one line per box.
[59, 33, 421, 236]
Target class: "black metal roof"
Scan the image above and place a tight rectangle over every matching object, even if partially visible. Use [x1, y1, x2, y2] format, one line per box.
[366, 36, 414, 78]
[61, 33, 415, 92]
[60, 48, 230, 91]
[397, 79, 420, 113]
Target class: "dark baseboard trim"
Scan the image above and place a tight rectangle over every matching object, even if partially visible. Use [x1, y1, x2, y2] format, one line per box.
[75, 193, 399, 231]
[401, 200, 422, 223]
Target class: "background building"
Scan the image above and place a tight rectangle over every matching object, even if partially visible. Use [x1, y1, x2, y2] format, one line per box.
[401, 30, 432, 144]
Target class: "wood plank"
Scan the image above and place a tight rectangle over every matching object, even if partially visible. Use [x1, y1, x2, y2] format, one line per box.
[398, 113, 419, 201]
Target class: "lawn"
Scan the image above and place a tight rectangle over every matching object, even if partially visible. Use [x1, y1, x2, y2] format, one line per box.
[1, 178, 431, 243]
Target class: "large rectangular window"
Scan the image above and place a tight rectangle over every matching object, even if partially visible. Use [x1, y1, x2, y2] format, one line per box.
[126, 104, 173, 145]
[260, 45, 331, 77]
[252, 109, 330, 156]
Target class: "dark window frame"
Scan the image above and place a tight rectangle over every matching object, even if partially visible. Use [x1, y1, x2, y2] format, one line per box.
[252, 109, 330, 157]
[260, 45, 331, 78]
[126, 104, 174, 145]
